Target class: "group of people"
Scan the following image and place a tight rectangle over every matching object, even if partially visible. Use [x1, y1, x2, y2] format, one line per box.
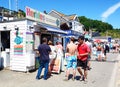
[92, 42, 108, 61]
[35, 36, 120, 82]
[111, 41, 120, 53]
[35, 38, 64, 80]
[92, 40, 120, 61]
[35, 35, 92, 82]
[64, 36, 91, 81]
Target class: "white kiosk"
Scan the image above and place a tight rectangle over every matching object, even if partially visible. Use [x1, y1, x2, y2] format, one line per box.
[10, 21, 35, 72]
[0, 19, 36, 72]
[0, 6, 66, 72]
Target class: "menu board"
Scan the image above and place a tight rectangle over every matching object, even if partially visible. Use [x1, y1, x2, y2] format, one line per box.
[50, 58, 61, 74]
[50, 49, 62, 74]
[26, 32, 34, 52]
[12, 30, 24, 56]
[34, 33, 40, 50]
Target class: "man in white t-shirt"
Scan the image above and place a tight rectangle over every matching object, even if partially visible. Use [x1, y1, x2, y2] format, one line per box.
[85, 38, 92, 70]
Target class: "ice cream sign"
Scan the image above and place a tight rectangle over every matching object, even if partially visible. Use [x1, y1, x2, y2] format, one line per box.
[13, 30, 24, 56]
[26, 6, 60, 27]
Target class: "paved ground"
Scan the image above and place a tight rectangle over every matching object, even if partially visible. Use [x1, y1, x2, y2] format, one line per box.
[0, 52, 120, 87]
[115, 53, 120, 87]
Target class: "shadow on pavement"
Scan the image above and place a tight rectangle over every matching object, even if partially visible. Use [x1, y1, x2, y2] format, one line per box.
[90, 59, 119, 63]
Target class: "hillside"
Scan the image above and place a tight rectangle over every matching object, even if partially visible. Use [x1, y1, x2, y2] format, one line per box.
[78, 16, 120, 38]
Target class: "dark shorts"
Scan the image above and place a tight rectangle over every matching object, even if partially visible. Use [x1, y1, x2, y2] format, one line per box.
[113, 47, 116, 50]
[77, 59, 88, 69]
[104, 50, 107, 56]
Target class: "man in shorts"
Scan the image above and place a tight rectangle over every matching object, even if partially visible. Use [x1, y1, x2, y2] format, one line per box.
[64, 37, 77, 81]
[77, 35, 90, 81]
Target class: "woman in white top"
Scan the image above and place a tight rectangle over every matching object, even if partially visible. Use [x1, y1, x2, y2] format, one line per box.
[92, 44, 97, 59]
[48, 40, 57, 75]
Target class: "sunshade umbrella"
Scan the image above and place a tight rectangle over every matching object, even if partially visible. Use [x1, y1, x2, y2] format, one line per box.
[94, 39, 101, 43]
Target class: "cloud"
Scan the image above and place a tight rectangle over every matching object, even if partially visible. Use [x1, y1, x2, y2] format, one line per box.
[101, 2, 120, 22]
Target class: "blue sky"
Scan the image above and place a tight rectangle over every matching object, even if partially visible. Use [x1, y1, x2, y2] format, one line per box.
[0, 0, 120, 28]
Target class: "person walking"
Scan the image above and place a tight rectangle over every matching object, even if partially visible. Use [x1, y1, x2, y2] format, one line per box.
[92, 44, 97, 59]
[77, 35, 90, 81]
[36, 37, 51, 80]
[102, 42, 109, 61]
[96, 43, 102, 61]
[64, 37, 77, 81]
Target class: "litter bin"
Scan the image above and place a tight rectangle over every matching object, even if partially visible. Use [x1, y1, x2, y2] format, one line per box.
[35, 57, 40, 69]
[0, 57, 4, 70]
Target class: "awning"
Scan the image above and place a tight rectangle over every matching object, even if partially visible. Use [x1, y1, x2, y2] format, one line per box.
[61, 30, 84, 39]
[44, 26, 68, 34]
[62, 34, 79, 39]
[34, 23, 68, 34]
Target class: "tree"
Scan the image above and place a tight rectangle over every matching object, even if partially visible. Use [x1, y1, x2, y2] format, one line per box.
[78, 16, 120, 38]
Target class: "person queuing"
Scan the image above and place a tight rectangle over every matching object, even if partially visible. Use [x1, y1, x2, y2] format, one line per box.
[64, 37, 77, 81]
[77, 35, 90, 81]
[36, 37, 51, 80]
[55, 41, 64, 72]
[48, 40, 57, 76]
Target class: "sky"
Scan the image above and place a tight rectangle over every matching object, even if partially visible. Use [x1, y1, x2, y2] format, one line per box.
[0, 0, 120, 28]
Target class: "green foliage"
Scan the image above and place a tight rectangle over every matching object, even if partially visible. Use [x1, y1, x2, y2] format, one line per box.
[18, 9, 26, 18]
[78, 16, 120, 38]
[101, 30, 120, 38]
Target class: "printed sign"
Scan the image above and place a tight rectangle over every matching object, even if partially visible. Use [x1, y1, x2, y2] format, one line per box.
[13, 30, 24, 56]
[108, 37, 111, 42]
[26, 6, 60, 27]
[50, 48, 63, 74]
[14, 45, 23, 55]
[50, 58, 61, 74]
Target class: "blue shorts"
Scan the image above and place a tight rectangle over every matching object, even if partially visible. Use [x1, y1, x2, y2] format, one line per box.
[66, 55, 77, 69]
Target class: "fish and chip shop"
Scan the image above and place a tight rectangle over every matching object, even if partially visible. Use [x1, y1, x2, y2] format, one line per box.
[0, 6, 67, 72]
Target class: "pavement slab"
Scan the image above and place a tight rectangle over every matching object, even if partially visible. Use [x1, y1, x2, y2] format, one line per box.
[0, 52, 120, 87]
